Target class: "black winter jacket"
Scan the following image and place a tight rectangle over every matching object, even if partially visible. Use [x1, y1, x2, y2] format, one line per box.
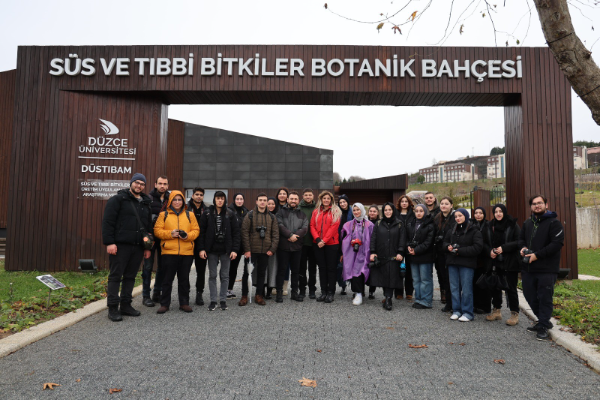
[189, 200, 207, 247]
[397, 209, 416, 229]
[518, 211, 564, 273]
[405, 215, 435, 264]
[198, 206, 241, 255]
[102, 189, 152, 246]
[433, 211, 456, 254]
[443, 223, 483, 269]
[149, 188, 170, 219]
[228, 203, 249, 253]
[369, 218, 406, 289]
[276, 205, 309, 252]
[486, 216, 521, 272]
[470, 220, 492, 271]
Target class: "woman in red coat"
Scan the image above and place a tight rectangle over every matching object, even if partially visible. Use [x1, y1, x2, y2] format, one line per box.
[310, 191, 342, 303]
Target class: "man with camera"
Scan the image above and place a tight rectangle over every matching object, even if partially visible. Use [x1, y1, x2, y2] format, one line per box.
[198, 191, 240, 311]
[276, 191, 309, 302]
[142, 176, 169, 307]
[518, 194, 564, 341]
[240, 193, 280, 306]
[188, 187, 208, 306]
[102, 173, 152, 322]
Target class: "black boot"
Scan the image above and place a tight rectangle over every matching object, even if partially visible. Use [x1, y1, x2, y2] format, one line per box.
[309, 290, 316, 299]
[276, 291, 283, 303]
[120, 303, 141, 317]
[195, 292, 204, 306]
[441, 304, 452, 313]
[324, 293, 335, 303]
[384, 297, 393, 311]
[108, 305, 122, 322]
[316, 293, 327, 302]
[291, 291, 301, 302]
[265, 287, 273, 300]
[142, 297, 155, 307]
[151, 292, 161, 303]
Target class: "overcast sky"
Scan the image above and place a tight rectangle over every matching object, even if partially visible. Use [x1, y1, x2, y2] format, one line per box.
[2, 0, 600, 179]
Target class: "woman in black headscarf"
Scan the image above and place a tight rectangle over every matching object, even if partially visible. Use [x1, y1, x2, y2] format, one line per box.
[336, 194, 353, 295]
[485, 204, 522, 326]
[470, 207, 492, 314]
[227, 193, 248, 299]
[368, 202, 406, 311]
[367, 205, 380, 299]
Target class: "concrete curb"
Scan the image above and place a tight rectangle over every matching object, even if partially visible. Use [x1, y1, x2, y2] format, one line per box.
[518, 289, 600, 372]
[0, 279, 151, 359]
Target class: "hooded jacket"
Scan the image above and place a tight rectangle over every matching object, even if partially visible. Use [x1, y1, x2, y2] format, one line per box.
[149, 188, 171, 218]
[299, 199, 317, 246]
[443, 223, 484, 269]
[241, 207, 280, 254]
[102, 188, 152, 246]
[405, 214, 435, 264]
[518, 211, 564, 273]
[276, 204, 309, 252]
[153, 191, 200, 256]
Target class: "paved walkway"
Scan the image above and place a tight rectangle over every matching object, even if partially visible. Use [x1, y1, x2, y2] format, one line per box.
[1, 268, 599, 399]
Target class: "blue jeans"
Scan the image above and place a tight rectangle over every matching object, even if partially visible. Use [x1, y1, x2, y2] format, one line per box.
[411, 263, 433, 307]
[448, 265, 475, 320]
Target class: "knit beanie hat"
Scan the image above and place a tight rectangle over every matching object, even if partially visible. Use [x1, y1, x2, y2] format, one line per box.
[130, 173, 146, 184]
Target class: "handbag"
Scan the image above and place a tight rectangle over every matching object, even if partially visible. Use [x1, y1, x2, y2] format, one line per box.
[476, 267, 509, 291]
[129, 200, 154, 250]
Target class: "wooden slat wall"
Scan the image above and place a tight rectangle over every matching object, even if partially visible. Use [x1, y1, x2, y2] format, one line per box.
[4, 45, 577, 276]
[166, 119, 185, 191]
[0, 70, 16, 229]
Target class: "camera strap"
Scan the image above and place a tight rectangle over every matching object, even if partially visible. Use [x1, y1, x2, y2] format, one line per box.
[129, 199, 148, 234]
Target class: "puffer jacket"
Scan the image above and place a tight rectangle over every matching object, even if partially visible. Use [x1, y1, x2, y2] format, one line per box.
[310, 207, 341, 246]
[443, 223, 483, 269]
[405, 215, 435, 264]
[241, 207, 280, 254]
[153, 191, 200, 256]
[276, 204, 309, 252]
[102, 188, 152, 246]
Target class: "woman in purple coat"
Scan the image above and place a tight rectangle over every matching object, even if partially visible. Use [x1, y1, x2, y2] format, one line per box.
[340, 203, 373, 306]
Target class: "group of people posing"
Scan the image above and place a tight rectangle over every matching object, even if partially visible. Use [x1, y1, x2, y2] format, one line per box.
[102, 173, 564, 341]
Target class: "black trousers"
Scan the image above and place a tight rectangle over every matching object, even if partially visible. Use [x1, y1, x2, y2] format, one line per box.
[521, 271, 557, 329]
[395, 262, 414, 297]
[107, 243, 145, 306]
[241, 253, 269, 296]
[160, 255, 193, 307]
[383, 287, 394, 298]
[194, 254, 208, 294]
[435, 253, 452, 308]
[473, 268, 492, 313]
[313, 244, 340, 294]
[491, 270, 519, 312]
[351, 274, 365, 294]
[228, 252, 246, 291]
[299, 245, 317, 294]
[277, 250, 302, 293]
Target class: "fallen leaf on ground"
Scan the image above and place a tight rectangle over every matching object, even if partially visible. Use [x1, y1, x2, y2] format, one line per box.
[494, 359, 506, 365]
[386, 327, 394, 330]
[76, 378, 81, 382]
[42, 383, 60, 390]
[316, 349, 322, 353]
[408, 344, 428, 349]
[448, 382, 454, 385]
[109, 388, 123, 394]
[459, 343, 466, 346]
[299, 377, 317, 388]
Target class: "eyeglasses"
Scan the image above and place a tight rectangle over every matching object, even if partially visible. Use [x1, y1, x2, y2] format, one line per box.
[133, 181, 146, 186]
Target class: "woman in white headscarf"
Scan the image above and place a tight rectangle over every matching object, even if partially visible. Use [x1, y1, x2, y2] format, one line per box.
[340, 203, 374, 305]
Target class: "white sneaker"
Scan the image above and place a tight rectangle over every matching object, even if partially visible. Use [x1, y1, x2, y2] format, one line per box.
[352, 293, 363, 306]
[450, 314, 460, 320]
[458, 315, 471, 322]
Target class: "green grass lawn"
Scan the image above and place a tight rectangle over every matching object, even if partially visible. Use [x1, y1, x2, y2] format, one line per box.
[553, 280, 600, 348]
[0, 259, 142, 335]
[578, 248, 600, 277]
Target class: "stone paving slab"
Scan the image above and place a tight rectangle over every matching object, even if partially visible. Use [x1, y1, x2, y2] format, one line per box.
[0, 267, 599, 399]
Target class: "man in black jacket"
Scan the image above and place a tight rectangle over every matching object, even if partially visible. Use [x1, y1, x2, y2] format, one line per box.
[188, 187, 208, 305]
[102, 173, 152, 322]
[424, 192, 440, 219]
[276, 191, 309, 302]
[518, 194, 565, 341]
[142, 176, 169, 307]
[199, 191, 241, 311]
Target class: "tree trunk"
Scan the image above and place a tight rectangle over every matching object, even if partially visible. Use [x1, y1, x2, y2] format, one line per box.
[535, 0, 600, 125]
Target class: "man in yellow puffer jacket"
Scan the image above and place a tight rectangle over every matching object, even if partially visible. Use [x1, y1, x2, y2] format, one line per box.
[153, 191, 200, 313]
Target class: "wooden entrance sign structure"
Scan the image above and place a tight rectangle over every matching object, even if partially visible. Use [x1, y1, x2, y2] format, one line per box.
[0, 45, 577, 277]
